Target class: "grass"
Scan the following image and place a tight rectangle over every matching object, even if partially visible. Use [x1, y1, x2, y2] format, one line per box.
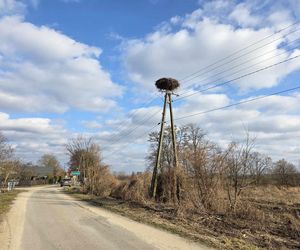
[64, 186, 300, 250]
[64, 188, 238, 249]
[0, 190, 24, 222]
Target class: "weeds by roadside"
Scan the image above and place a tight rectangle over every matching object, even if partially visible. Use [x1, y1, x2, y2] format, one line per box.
[65, 185, 300, 250]
[0, 190, 24, 222]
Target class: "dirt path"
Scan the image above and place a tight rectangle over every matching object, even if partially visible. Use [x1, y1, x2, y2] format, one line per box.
[0, 185, 212, 250]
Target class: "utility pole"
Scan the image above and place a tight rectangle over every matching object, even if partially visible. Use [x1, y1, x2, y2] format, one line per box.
[168, 92, 179, 202]
[150, 78, 180, 199]
[168, 92, 178, 168]
[150, 92, 167, 198]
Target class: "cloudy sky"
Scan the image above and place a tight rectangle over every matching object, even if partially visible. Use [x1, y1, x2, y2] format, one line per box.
[1, 0, 300, 172]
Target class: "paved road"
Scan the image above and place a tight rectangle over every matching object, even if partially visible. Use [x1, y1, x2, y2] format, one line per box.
[1, 186, 212, 250]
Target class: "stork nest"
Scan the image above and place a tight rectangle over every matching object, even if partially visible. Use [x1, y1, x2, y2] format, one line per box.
[155, 78, 180, 91]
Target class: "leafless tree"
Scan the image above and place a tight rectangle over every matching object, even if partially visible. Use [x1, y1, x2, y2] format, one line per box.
[223, 133, 256, 211]
[38, 154, 62, 182]
[66, 136, 93, 181]
[66, 136, 115, 196]
[272, 159, 298, 186]
[248, 152, 272, 184]
[0, 133, 16, 190]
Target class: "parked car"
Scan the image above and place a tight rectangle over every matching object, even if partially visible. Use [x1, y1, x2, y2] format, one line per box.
[60, 178, 71, 187]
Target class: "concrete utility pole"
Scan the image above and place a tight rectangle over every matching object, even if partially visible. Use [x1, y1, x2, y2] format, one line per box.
[168, 92, 179, 202]
[150, 78, 180, 199]
[168, 92, 178, 168]
[150, 92, 168, 198]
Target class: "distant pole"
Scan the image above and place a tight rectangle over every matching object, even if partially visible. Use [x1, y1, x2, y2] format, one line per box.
[150, 92, 168, 198]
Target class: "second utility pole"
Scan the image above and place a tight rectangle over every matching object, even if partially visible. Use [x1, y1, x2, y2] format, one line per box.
[150, 90, 179, 199]
[150, 92, 168, 198]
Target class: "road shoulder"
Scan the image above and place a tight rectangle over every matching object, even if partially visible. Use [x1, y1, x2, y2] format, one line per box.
[0, 186, 45, 250]
[64, 189, 214, 250]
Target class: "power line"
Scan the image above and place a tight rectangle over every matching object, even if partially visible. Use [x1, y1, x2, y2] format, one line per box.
[103, 123, 160, 159]
[101, 22, 300, 152]
[103, 53, 300, 150]
[180, 25, 300, 89]
[177, 38, 300, 99]
[102, 108, 160, 150]
[175, 54, 300, 101]
[106, 50, 300, 150]
[174, 86, 300, 121]
[179, 20, 300, 83]
[104, 85, 300, 159]
[106, 92, 160, 143]
[105, 28, 300, 148]
[103, 21, 300, 145]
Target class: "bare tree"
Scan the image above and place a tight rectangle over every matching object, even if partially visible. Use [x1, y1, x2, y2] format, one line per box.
[66, 136, 93, 182]
[186, 141, 226, 210]
[38, 154, 62, 182]
[0, 133, 13, 162]
[66, 136, 115, 196]
[0, 133, 16, 190]
[249, 152, 272, 185]
[1, 160, 19, 189]
[224, 133, 256, 211]
[147, 124, 218, 205]
[272, 159, 298, 186]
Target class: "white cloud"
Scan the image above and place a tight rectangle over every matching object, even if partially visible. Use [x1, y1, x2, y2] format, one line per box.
[229, 3, 261, 27]
[0, 0, 26, 16]
[98, 90, 300, 170]
[239, 93, 300, 113]
[123, 1, 300, 94]
[0, 112, 69, 163]
[0, 16, 122, 113]
[81, 120, 102, 130]
[112, 0, 300, 170]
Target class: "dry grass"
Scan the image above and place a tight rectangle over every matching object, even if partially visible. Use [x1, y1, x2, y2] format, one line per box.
[0, 190, 24, 223]
[243, 185, 300, 205]
[66, 185, 300, 250]
[111, 173, 151, 203]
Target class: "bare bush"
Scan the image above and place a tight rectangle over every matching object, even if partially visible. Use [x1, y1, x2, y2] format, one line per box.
[223, 133, 256, 211]
[111, 172, 153, 204]
[186, 144, 227, 211]
[92, 165, 117, 197]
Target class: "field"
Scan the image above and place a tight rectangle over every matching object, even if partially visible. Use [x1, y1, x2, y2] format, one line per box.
[66, 185, 300, 250]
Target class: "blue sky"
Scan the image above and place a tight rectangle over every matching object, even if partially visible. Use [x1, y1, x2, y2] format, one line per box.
[1, 0, 300, 171]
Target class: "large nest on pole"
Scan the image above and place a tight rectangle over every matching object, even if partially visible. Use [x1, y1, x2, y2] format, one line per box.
[155, 78, 180, 91]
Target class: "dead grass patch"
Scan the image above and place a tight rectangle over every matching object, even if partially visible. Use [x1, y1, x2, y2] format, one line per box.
[65, 185, 300, 249]
[0, 190, 24, 223]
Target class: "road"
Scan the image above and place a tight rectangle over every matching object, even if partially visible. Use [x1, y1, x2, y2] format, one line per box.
[0, 186, 212, 250]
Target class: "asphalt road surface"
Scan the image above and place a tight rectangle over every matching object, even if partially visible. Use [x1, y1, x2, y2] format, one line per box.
[0, 186, 212, 250]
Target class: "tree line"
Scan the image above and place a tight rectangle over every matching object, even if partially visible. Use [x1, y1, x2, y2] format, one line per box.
[64, 124, 299, 214]
[0, 132, 64, 191]
[1, 125, 299, 211]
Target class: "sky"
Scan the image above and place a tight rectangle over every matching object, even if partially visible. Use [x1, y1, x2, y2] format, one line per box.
[1, 0, 300, 172]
